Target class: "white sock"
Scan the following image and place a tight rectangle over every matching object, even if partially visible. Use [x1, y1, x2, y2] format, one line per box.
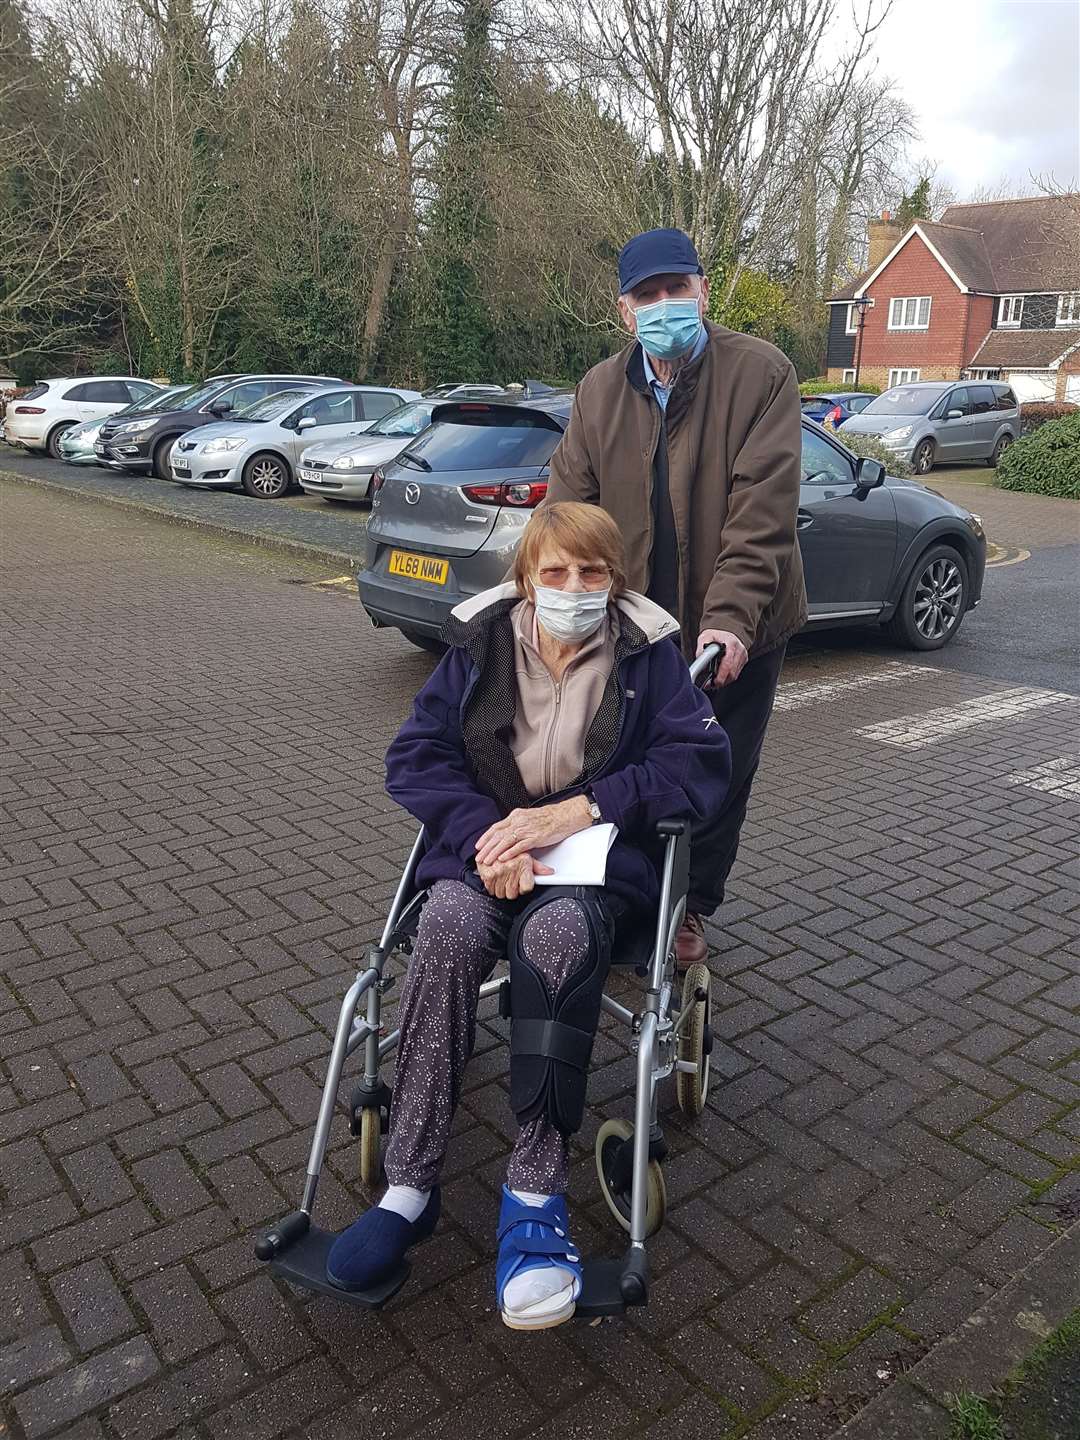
[378, 1184, 429, 1223]
[503, 1189, 578, 1313]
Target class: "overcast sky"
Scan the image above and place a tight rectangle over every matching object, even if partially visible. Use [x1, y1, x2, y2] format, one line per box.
[870, 0, 1079, 199]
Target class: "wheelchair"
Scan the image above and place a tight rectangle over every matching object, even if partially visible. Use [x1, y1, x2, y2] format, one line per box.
[255, 644, 723, 1316]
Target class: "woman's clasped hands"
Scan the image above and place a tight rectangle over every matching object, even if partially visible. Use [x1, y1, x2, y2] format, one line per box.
[474, 796, 594, 898]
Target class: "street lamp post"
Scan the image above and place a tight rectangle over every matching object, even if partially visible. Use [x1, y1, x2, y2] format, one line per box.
[852, 295, 872, 387]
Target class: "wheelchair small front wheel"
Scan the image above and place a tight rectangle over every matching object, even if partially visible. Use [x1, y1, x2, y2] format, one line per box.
[595, 1118, 666, 1237]
[358, 1106, 382, 1188]
[676, 963, 712, 1118]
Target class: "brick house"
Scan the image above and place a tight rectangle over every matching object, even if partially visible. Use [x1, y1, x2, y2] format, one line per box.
[825, 194, 1080, 402]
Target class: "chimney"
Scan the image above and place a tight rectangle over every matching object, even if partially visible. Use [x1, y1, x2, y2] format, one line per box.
[867, 209, 904, 270]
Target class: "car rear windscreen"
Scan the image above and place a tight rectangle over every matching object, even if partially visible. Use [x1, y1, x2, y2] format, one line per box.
[403, 411, 562, 470]
[19, 383, 49, 401]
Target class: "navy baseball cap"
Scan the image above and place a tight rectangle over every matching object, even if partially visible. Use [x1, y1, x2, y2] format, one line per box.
[618, 228, 704, 295]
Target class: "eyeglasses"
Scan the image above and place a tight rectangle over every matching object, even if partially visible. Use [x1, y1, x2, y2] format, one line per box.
[536, 564, 612, 591]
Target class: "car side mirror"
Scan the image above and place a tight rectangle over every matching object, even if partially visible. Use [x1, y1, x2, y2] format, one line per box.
[296, 415, 317, 431]
[947, 408, 963, 420]
[207, 400, 231, 416]
[854, 457, 886, 495]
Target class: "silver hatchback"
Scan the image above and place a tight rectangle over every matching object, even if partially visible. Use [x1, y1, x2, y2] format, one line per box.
[840, 379, 1019, 474]
[297, 397, 441, 503]
[170, 386, 365, 498]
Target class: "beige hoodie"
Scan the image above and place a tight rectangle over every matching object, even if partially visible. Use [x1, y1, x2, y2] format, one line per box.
[509, 600, 616, 799]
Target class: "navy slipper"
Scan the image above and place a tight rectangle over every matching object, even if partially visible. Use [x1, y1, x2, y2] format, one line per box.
[326, 1188, 441, 1292]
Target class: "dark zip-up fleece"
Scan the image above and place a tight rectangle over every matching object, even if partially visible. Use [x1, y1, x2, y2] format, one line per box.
[384, 595, 732, 911]
[546, 321, 808, 659]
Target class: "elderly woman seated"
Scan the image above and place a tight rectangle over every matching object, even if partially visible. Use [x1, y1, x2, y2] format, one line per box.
[327, 501, 730, 1329]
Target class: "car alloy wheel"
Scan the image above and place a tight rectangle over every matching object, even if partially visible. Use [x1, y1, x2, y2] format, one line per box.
[47, 423, 74, 459]
[913, 439, 934, 474]
[912, 555, 963, 642]
[243, 455, 289, 499]
[989, 434, 1013, 467]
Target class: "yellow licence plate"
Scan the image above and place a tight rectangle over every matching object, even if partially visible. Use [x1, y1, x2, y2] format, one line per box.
[388, 550, 450, 585]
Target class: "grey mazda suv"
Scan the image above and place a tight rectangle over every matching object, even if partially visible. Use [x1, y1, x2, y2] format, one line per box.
[357, 396, 986, 653]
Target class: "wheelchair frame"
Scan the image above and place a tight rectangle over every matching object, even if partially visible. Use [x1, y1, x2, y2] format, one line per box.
[255, 645, 722, 1316]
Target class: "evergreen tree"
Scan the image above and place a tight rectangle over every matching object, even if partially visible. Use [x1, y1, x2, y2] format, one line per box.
[421, 0, 498, 382]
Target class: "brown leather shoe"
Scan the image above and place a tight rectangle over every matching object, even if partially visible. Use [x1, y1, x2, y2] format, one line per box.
[675, 912, 708, 971]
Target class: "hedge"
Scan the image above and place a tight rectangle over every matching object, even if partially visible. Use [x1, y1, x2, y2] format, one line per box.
[996, 412, 1080, 499]
[799, 378, 882, 397]
[838, 429, 913, 477]
[1018, 400, 1079, 436]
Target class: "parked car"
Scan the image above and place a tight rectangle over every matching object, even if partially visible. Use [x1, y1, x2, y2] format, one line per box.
[96, 372, 370, 480]
[839, 380, 1019, 474]
[167, 384, 388, 499]
[5, 376, 166, 458]
[298, 390, 507, 504]
[57, 384, 193, 466]
[800, 392, 877, 427]
[358, 400, 986, 654]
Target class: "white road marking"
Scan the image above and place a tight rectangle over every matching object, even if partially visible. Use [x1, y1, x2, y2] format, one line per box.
[856, 687, 1077, 749]
[1007, 758, 1080, 798]
[774, 661, 933, 712]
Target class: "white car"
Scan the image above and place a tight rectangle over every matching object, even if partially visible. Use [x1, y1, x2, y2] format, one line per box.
[5, 376, 165, 458]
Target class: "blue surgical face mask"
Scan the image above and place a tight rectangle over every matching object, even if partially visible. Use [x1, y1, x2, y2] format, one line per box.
[533, 584, 611, 642]
[632, 296, 702, 361]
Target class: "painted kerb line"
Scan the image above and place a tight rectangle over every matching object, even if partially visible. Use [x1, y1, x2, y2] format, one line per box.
[856, 687, 1078, 749]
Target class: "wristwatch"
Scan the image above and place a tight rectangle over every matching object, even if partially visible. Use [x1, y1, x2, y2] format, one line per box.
[585, 789, 602, 824]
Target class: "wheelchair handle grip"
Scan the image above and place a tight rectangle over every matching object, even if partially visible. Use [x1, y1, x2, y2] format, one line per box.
[689, 642, 725, 688]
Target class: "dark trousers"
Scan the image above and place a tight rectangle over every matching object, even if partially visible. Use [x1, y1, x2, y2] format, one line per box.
[687, 642, 787, 918]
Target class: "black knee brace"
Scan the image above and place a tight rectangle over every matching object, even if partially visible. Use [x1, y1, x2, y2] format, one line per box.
[507, 887, 613, 1136]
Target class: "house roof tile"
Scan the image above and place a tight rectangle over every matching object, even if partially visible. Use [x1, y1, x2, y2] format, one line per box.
[940, 195, 1080, 292]
[827, 194, 1079, 300]
[967, 327, 1080, 369]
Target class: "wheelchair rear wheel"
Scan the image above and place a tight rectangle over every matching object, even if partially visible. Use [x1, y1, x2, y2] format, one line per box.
[358, 1107, 382, 1188]
[595, 1118, 666, 1237]
[676, 963, 712, 1118]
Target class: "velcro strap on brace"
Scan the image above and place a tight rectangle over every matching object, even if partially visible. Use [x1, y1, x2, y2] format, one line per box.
[510, 1019, 593, 1071]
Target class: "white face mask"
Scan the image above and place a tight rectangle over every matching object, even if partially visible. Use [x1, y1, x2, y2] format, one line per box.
[533, 584, 611, 642]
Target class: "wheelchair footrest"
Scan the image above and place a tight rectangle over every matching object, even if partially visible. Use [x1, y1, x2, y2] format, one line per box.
[576, 1257, 648, 1317]
[263, 1223, 410, 1309]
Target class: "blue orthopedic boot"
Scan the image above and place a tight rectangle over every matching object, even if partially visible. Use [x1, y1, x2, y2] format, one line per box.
[326, 1188, 441, 1292]
[496, 1186, 583, 1329]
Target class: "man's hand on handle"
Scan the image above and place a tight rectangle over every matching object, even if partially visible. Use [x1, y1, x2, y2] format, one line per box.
[697, 630, 748, 687]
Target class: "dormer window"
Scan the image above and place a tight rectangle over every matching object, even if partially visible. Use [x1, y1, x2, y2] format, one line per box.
[1057, 293, 1080, 326]
[998, 296, 1024, 327]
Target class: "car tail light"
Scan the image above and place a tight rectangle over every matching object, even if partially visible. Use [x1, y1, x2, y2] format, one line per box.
[14, 405, 45, 414]
[370, 468, 385, 494]
[827, 405, 842, 426]
[462, 480, 548, 508]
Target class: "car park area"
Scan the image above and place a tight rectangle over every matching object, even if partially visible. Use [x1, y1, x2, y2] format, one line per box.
[1, 473, 1077, 1440]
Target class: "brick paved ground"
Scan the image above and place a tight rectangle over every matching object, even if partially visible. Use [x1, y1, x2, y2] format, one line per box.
[2, 481, 1078, 1440]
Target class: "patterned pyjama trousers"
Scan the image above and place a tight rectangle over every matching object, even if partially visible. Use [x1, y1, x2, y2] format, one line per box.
[384, 879, 604, 1194]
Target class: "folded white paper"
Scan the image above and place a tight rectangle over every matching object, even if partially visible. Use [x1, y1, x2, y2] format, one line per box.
[533, 823, 619, 887]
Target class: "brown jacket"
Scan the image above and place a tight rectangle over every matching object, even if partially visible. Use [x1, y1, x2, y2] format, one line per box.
[546, 320, 808, 658]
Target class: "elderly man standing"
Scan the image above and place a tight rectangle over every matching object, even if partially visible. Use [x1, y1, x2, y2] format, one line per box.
[546, 227, 807, 965]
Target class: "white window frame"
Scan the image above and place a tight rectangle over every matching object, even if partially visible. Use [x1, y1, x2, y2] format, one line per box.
[888, 296, 932, 331]
[841, 368, 856, 383]
[888, 368, 921, 386]
[998, 296, 1024, 327]
[1056, 292, 1080, 326]
[844, 303, 858, 335]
